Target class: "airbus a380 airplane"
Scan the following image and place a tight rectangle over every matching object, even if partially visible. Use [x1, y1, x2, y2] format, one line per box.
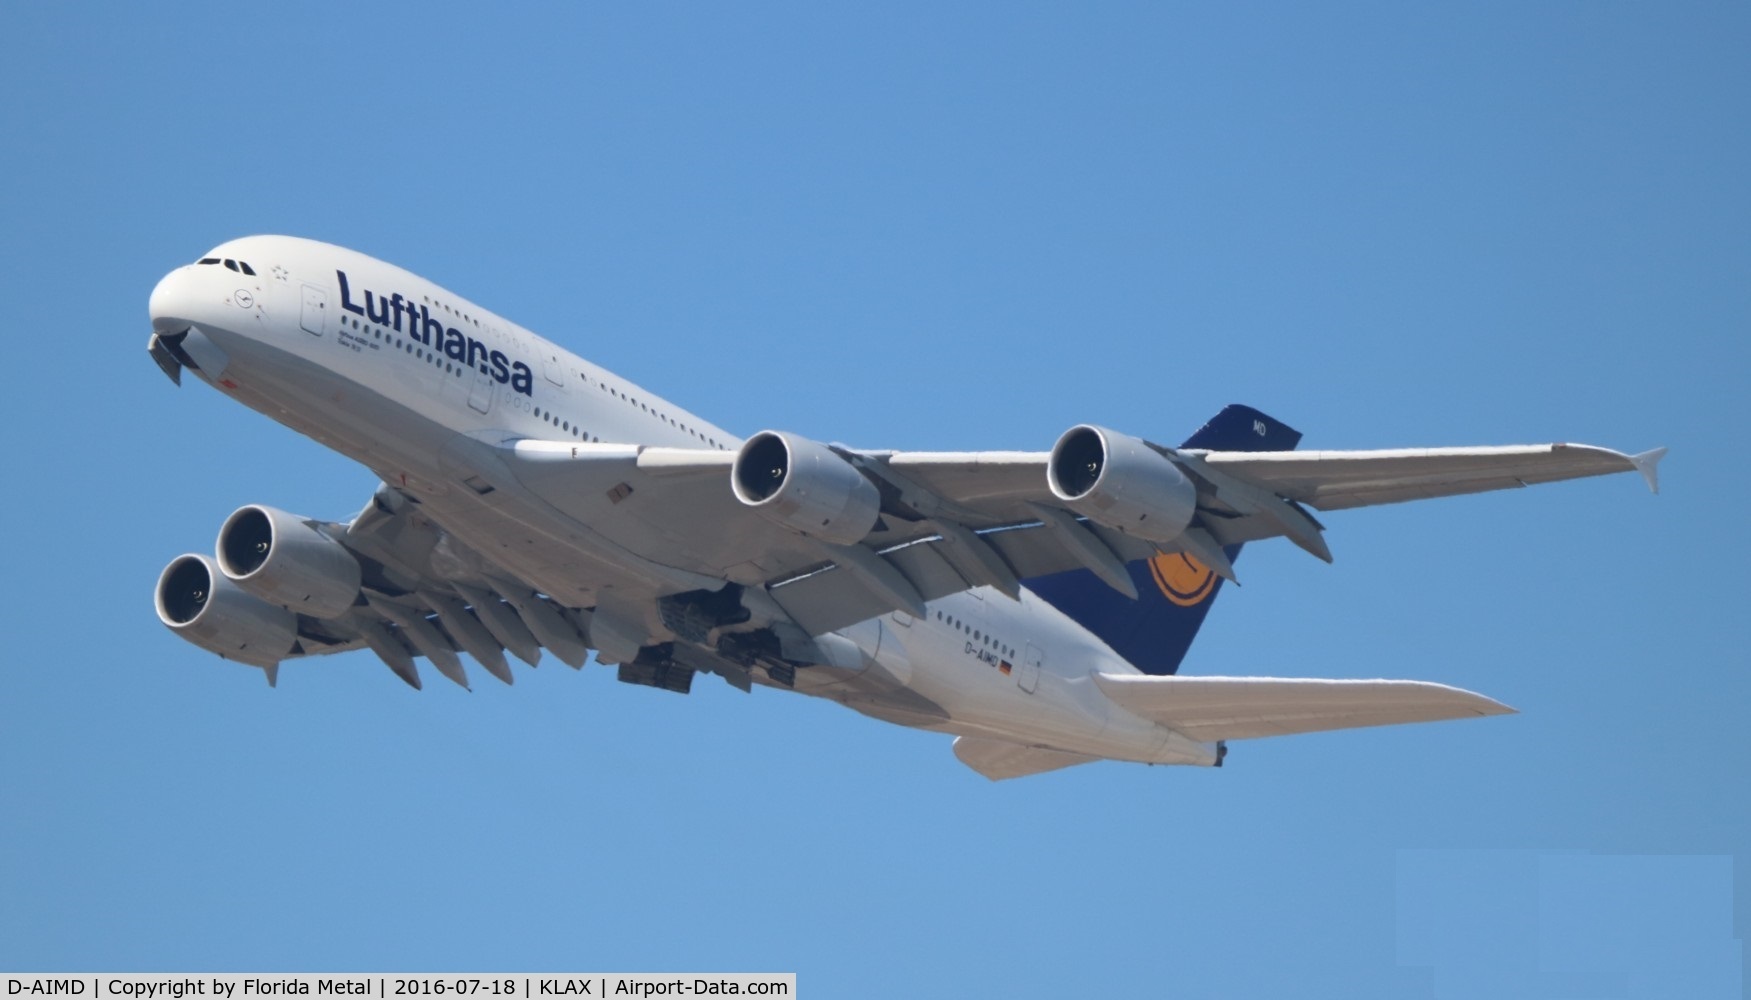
[148, 236, 1664, 780]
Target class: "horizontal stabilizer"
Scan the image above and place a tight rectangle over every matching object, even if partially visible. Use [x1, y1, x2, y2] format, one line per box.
[1093, 673, 1513, 742]
[953, 736, 1097, 781]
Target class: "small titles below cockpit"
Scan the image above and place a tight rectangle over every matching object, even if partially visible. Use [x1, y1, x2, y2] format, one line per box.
[196, 257, 257, 276]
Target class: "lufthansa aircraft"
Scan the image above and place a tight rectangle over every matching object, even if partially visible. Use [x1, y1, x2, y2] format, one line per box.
[148, 236, 1664, 779]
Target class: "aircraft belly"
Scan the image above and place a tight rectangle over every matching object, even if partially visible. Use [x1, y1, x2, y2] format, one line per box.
[799, 669, 954, 729]
[875, 608, 1214, 765]
[192, 324, 420, 470]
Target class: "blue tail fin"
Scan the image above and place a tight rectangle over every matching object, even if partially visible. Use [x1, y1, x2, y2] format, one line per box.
[1022, 405, 1301, 676]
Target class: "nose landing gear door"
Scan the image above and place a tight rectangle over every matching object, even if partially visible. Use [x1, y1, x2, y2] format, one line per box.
[300, 285, 327, 336]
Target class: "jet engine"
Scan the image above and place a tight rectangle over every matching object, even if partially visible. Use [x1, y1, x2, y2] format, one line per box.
[216, 504, 362, 619]
[731, 431, 881, 546]
[155, 553, 297, 667]
[1047, 425, 1198, 544]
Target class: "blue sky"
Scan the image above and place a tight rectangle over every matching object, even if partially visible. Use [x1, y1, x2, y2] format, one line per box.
[1, 3, 1745, 996]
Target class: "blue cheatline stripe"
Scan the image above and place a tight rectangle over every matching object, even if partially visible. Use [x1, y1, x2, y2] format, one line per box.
[1021, 405, 1302, 676]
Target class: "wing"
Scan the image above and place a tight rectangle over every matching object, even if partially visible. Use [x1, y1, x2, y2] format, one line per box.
[1198, 443, 1667, 511]
[475, 438, 1158, 637]
[472, 420, 1661, 637]
[250, 419, 1658, 691]
[1092, 673, 1514, 742]
[239, 481, 852, 696]
[254, 490, 597, 692]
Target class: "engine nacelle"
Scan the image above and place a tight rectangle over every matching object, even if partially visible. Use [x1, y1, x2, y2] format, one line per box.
[155, 553, 298, 668]
[216, 505, 362, 619]
[731, 431, 881, 546]
[1047, 425, 1198, 544]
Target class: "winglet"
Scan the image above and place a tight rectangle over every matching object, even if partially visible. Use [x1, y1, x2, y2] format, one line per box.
[1631, 447, 1667, 494]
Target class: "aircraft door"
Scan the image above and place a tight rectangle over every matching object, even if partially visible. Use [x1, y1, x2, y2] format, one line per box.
[491, 326, 527, 414]
[300, 285, 327, 335]
[1018, 642, 1042, 694]
[541, 349, 567, 389]
[467, 367, 493, 414]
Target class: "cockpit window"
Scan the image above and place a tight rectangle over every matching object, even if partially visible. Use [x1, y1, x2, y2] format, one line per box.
[238, 261, 256, 276]
[224, 260, 239, 272]
[197, 258, 220, 265]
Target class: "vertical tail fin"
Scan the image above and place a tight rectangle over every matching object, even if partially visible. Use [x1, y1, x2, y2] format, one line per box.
[1022, 405, 1301, 676]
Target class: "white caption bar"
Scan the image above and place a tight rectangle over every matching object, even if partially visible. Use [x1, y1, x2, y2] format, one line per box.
[4, 976, 794, 1000]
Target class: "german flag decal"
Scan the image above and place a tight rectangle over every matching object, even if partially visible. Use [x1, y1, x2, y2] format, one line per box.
[1149, 552, 1217, 607]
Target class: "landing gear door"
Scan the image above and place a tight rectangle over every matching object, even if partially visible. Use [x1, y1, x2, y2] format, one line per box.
[300, 285, 327, 336]
[1019, 642, 1042, 694]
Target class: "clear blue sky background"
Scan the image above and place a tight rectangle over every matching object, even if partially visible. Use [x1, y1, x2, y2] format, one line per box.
[1, 4, 1745, 996]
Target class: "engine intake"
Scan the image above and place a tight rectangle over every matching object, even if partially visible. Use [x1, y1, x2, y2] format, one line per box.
[1047, 425, 1198, 544]
[216, 505, 362, 619]
[155, 553, 298, 667]
[731, 431, 880, 546]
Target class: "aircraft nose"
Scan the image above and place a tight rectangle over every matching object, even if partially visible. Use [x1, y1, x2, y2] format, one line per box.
[149, 267, 202, 333]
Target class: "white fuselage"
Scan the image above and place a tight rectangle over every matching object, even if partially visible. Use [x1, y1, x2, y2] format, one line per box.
[149, 235, 1213, 768]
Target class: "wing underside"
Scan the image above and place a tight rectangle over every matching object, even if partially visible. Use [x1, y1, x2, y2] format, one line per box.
[485, 433, 1661, 638]
[240, 414, 1661, 692]
[1200, 443, 1665, 511]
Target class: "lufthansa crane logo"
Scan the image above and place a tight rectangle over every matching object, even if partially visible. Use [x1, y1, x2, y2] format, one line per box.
[1149, 551, 1217, 607]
